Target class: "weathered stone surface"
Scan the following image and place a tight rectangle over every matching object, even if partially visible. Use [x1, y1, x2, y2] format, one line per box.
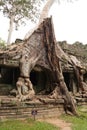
[0, 96, 65, 120]
[58, 41, 87, 71]
[0, 18, 87, 116]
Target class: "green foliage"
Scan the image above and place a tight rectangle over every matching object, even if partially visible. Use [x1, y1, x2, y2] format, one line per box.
[61, 106, 87, 130]
[0, 38, 6, 49]
[0, 0, 45, 28]
[0, 0, 45, 44]
[0, 118, 58, 130]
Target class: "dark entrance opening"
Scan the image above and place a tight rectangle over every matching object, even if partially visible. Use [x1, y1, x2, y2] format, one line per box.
[0, 67, 20, 85]
[30, 71, 38, 86]
[0, 67, 20, 95]
[63, 72, 71, 91]
[30, 69, 47, 94]
[83, 73, 87, 83]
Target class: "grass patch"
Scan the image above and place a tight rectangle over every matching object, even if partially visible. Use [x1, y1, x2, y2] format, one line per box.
[61, 106, 87, 130]
[0, 118, 58, 130]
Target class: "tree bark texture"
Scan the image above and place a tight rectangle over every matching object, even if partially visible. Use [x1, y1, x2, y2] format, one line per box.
[72, 63, 85, 92]
[41, 17, 77, 115]
[0, 17, 78, 115]
[7, 15, 14, 45]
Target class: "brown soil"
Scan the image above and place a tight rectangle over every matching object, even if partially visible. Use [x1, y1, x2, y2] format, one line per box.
[39, 118, 72, 130]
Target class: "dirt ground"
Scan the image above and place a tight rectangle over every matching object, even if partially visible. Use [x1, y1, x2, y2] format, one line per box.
[39, 118, 72, 130]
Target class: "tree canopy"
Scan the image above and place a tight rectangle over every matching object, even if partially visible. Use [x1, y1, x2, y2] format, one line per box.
[0, 0, 45, 44]
[0, 0, 45, 25]
[0, 0, 78, 44]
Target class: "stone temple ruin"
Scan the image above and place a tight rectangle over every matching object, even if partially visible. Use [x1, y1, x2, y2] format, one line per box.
[58, 41, 87, 95]
[0, 17, 87, 119]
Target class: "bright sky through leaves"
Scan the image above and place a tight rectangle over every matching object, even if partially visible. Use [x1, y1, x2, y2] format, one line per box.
[0, 0, 87, 44]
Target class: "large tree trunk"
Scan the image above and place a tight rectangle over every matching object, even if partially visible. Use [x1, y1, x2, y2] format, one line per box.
[70, 55, 85, 92]
[39, 0, 54, 23]
[7, 15, 14, 45]
[16, 53, 41, 101]
[4, 16, 78, 115]
[72, 64, 85, 92]
[24, 0, 55, 39]
[42, 17, 77, 115]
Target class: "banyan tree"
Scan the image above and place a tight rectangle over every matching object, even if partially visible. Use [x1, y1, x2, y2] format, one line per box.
[0, 0, 86, 116]
[0, 17, 83, 115]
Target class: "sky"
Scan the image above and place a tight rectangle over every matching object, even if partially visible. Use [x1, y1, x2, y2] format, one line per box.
[0, 0, 87, 44]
